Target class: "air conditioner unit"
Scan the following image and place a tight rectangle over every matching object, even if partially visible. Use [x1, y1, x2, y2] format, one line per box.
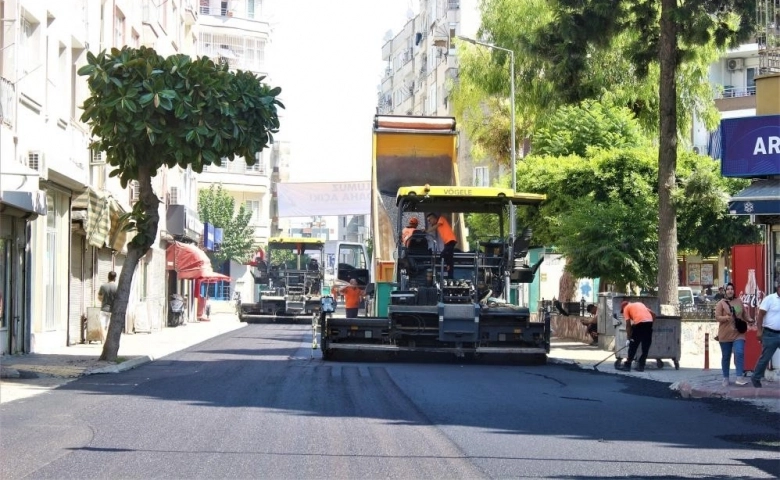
[727, 58, 744, 71]
[27, 151, 42, 171]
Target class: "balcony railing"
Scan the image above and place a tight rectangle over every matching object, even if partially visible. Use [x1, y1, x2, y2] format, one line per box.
[0, 77, 15, 126]
[205, 158, 268, 176]
[715, 85, 756, 99]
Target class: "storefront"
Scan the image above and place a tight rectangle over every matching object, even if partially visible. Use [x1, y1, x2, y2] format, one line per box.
[0, 189, 47, 354]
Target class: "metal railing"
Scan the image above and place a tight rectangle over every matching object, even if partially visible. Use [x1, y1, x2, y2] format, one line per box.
[715, 85, 757, 98]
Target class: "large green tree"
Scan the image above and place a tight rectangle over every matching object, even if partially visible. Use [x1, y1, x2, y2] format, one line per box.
[467, 101, 760, 288]
[524, 0, 756, 305]
[198, 184, 256, 265]
[79, 46, 282, 361]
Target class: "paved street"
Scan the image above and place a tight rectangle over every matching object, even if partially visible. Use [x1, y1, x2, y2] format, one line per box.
[2, 318, 779, 479]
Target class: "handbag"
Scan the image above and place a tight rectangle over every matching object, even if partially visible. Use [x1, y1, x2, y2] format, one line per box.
[726, 300, 748, 334]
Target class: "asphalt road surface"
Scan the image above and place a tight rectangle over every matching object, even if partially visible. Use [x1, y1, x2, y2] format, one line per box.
[2, 323, 779, 479]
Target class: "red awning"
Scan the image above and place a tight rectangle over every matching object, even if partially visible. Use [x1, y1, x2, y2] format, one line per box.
[166, 242, 229, 280]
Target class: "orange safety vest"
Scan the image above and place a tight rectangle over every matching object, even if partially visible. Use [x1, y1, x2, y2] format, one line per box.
[341, 286, 363, 309]
[436, 216, 456, 245]
[623, 302, 654, 325]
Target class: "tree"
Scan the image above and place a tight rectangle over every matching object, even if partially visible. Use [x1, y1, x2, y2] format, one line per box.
[525, 0, 756, 305]
[198, 184, 255, 265]
[78, 46, 283, 361]
[466, 101, 760, 289]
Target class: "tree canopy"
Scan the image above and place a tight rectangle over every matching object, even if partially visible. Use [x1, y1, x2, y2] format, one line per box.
[197, 185, 256, 265]
[78, 46, 283, 361]
[455, 0, 757, 304]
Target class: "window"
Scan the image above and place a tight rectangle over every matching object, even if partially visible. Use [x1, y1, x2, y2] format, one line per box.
[200, 0, 209, 15]
[19, 17, 39, 77]
[247, 0, 260, 18]
[747, 67, 757, 95]
[245, 200, 261, 223]
[114, 10, 125, 47]
[474, 166, 489, 187]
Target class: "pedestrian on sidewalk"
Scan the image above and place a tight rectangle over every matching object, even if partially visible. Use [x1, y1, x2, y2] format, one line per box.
[715, 282, 752, 387]
[583, 304, 598, 344]
[752, 281, 780, 388]
[98, 271, 118, 339]
[617, 301, 656, 372]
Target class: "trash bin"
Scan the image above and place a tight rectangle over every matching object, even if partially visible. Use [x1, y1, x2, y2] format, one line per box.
[615, 314, 681, 370]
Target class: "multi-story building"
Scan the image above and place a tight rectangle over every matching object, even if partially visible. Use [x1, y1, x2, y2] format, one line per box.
[194, 0, 272, 300]
[378, 0, 490, 187]
[0, 0, 198, 354]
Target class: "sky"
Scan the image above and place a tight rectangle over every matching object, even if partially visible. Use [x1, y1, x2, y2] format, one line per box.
[267, 0, 416, 183]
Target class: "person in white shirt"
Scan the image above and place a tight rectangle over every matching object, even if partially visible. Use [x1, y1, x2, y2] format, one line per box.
[752, 281, 780, 388]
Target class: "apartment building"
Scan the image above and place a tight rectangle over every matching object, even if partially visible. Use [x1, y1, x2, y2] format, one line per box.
[194, 0, 272, 300]
[378, 0, 489, 187]
[0, 0, 199, 354]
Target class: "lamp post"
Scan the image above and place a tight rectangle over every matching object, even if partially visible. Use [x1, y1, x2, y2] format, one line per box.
[457, 36, 517, 303]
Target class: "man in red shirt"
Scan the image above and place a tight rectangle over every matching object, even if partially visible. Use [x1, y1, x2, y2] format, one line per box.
[425, 212, 457, 274]
[617, 300, 657, 372]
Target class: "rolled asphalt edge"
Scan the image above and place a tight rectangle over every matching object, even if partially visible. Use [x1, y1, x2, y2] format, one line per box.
[1, 317, 778, 413]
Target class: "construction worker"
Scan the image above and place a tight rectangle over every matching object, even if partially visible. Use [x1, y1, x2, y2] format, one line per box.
[617, 300, 657, 372]
[334, 278, 364, 319]
[401, 217, 420, 246]
[426, 212, 457, 273]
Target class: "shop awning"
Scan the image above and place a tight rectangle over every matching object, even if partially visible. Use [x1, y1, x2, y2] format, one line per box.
[0, 190, 47, 218]
[728, 179, 780, 216]
[166, 241, 230, 280]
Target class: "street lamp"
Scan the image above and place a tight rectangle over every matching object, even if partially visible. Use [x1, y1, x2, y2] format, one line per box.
[457, 36, 517, 303]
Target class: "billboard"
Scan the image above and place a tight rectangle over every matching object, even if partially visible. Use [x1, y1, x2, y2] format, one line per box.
[277, 181, 370, 217]
[720, 115, 780, 177]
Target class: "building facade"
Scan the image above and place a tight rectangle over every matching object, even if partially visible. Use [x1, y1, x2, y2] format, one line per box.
[0, 0, 201, 354]
[378, 0, 490, 187]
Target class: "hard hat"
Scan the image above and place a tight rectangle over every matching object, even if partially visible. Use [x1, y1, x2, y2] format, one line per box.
[408, 217, 419, 227]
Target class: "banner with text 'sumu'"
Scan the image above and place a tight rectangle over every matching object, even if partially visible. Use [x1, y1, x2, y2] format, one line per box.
[277, 181, 371, 217]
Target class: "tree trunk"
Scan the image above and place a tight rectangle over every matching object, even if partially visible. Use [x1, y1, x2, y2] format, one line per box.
[558, 270, 577, 302]
[100, 165, 160, 361]
[656, 0, 679, 306]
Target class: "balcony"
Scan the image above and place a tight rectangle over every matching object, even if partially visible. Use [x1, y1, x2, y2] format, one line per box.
[713, 85, 757, 112]
[198, 158, 270, 193]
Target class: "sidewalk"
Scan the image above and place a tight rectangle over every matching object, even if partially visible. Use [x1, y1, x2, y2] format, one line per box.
[0, 313, 245, 404]
[2, 322, 778, 413]
[549, 338, 780, 413]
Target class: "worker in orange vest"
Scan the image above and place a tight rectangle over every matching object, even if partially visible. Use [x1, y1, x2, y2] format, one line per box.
[334, 278, 364, 318]
[425, 212, 457, 274]
[401, 217, 420, 246]
[617, 301, 657, 372]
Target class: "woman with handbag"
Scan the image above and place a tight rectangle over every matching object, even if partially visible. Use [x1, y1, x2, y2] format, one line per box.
[714, 282, 753, 386]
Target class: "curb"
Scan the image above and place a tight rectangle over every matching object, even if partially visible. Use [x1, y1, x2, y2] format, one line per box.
[88, 355, 153, 375]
